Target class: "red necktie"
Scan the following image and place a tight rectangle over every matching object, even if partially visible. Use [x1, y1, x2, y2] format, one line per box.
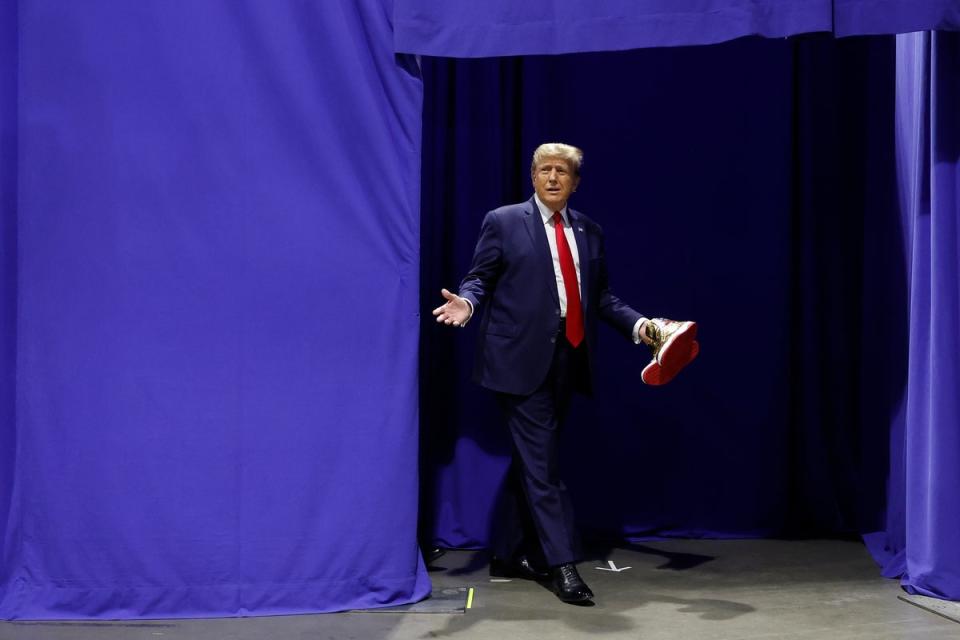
[552, 212, 584, 347]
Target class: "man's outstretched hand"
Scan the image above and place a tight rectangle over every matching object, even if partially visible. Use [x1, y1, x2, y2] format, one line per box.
[433, 288, 471, 327]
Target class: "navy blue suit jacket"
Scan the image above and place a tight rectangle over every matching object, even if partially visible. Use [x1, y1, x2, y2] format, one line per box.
[459, 197, 642, 396]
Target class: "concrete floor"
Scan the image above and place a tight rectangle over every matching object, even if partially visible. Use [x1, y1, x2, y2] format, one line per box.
[2, 540, 959, 640]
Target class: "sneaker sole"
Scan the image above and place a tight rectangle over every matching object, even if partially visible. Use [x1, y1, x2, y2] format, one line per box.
[642, 340, 699, 385]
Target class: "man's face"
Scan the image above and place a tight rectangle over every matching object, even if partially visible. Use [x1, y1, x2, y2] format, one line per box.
[532, 156, 579, 212]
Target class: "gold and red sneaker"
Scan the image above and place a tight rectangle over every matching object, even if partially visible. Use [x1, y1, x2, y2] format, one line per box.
[641, 318, 699, 385]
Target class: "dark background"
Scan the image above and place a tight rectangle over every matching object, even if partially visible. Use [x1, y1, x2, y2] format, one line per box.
[419, 35, 908, 548]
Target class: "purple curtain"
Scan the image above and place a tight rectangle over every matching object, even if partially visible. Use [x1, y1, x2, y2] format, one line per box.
[394, 0, 960, 57]
[394, 0, 832, 56]
[0, 0, 17, 608]
[865, 30, 960, 602]
[1, 0, 429, 619]
[834, 1, 960, 36]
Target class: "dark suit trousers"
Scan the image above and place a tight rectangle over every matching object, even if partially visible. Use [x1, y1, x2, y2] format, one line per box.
[493, 328, 588, 567]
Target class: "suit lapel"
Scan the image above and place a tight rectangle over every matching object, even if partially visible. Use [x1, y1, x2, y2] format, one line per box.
[523, 197, 560, 307]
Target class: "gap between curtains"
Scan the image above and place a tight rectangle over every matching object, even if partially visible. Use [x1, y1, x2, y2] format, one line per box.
[417, 31, 960, 602]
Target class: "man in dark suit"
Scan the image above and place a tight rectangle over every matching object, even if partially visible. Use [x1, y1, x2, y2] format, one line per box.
[433, 143, 652, 604]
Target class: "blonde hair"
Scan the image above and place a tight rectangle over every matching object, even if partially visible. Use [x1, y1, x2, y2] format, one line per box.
[530, 143, 583, 176]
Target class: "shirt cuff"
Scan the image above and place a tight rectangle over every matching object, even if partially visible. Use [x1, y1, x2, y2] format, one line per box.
[462, 297, 474, 327]
[632, 317, 649, 344]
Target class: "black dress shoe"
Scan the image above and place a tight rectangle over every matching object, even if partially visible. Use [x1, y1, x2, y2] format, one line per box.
[489, 555, 550, 581]
[552, 563, 594, 603]
[422, 546, 446, 565]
